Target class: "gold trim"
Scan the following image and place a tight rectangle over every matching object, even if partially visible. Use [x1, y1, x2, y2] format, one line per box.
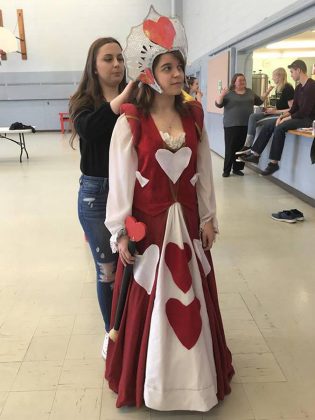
[125, 114, 140, 121]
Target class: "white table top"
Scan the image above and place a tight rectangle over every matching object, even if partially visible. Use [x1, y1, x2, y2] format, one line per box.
[0, 127, 33, 134]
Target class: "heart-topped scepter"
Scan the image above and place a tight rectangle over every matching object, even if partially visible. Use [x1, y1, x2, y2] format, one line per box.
[109, 216, 147, 342]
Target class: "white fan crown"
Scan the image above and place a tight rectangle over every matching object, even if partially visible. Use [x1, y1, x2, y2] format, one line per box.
[123, 6, 188, 93]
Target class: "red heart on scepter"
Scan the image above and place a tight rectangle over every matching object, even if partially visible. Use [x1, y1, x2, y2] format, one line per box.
[143, 17, 176, 49]
[125, 216, 146, 242]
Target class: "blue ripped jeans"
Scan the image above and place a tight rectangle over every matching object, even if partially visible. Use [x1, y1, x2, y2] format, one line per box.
[78, 175, 117, 332]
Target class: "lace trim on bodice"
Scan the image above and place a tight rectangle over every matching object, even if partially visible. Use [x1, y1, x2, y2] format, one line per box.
[160, 131, 186, 151]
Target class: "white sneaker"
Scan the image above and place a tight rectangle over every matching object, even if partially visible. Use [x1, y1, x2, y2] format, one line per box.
[101, 332, 109, 360]
[235, 146, 251, 156]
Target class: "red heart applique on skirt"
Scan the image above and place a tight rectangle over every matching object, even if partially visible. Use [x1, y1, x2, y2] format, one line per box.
[166, 297, 202, 350]
[165, 242, 192, 293]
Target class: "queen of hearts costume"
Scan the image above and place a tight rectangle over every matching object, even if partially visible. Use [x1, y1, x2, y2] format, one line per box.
[105, 6, 234, 412]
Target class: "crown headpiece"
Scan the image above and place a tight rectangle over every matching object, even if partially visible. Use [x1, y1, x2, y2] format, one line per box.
[123, 6, 188, 93]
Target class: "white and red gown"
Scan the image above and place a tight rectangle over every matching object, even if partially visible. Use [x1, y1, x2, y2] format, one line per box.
[105, 102, 234, 411]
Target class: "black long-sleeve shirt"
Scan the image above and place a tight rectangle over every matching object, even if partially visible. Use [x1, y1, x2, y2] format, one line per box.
[289, 78, 315, 120]
[74, 102, 119, 177]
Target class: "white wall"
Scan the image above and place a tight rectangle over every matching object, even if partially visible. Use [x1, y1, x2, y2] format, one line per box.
[182, 0, 300, 63]
[0, 0, 171, 72]
[2, 0, 306, 72]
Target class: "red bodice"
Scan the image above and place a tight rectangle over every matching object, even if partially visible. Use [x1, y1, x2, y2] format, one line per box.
[121, 103, 202, 218]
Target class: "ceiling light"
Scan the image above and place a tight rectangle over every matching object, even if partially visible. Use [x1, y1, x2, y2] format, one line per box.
[266, 40, 315, 49]
[253, 52, 280, 59]
[254, 51, 315, 58]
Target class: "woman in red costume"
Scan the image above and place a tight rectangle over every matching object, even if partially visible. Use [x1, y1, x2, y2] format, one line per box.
[105, 6, 234, 412]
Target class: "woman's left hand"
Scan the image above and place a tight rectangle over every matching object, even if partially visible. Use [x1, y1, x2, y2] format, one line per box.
[201, 221, 216, 250]
[276, 115, 291, 126]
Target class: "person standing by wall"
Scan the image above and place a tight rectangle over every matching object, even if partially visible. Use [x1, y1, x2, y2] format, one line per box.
[69, 37, 135, 359]
[215, 73, 272, 177]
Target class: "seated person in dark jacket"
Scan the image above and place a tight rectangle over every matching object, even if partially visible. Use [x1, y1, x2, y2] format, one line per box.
[243, 60, 315, 175]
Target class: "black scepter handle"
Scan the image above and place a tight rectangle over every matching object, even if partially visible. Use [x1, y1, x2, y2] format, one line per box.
[109, 240, 137, 342]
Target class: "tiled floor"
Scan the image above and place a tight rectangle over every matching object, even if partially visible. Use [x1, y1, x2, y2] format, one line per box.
[0, 132, 314, 419]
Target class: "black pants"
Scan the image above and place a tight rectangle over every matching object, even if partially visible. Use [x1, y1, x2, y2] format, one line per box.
[252, 118, 312, 161]
[223, 126, 246, 174]
[270, 118, 312, 161]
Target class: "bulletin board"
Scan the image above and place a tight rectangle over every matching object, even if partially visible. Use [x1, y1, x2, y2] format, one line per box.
[207, 50, 230, 114]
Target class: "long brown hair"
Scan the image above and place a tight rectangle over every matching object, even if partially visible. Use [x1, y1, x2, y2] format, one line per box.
[69, 37, 126, 147]
[229, 73, 246, 91]
[134, 50, 188, 116]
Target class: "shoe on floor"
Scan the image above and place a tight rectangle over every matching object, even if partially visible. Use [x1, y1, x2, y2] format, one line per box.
[289, 208, 304, 221]
[233, 170, 244, 176]
[222, 172, 230, 177]
[102, 332, 109, 360]
[271, 210, 297, 223]
[242, 153, 260, 164]
[261, 162, 279, 176]
[235, 146, 251, 156]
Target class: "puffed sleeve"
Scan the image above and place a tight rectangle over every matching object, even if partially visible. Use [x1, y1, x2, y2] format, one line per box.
[196, 128, 219, 233]
[105, 114, 138, 252]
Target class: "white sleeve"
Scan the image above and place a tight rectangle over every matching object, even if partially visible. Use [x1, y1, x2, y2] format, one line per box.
[105, 114, 138, 252]
[196, 128, 219, 233]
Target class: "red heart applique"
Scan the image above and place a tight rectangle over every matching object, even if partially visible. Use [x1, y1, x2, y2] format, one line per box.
[143, 17, 175, 49]
[166, 297, 202, 350]
[165, 242, 192, 293]
[125, 216, 146, 242]
[139, 68, 155, 85]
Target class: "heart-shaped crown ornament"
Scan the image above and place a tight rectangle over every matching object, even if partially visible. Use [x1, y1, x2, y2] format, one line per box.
[123, 6, 188, 94]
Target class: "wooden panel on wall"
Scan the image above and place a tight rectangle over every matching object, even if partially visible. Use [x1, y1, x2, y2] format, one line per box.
[17, 9, 27, 60]
[0, 10, 8, 60]
[207, 51, 230, 114]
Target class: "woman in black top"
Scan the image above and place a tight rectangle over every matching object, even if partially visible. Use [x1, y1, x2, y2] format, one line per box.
[237, 67, 294, 156]
[69, 37, 135, 359]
